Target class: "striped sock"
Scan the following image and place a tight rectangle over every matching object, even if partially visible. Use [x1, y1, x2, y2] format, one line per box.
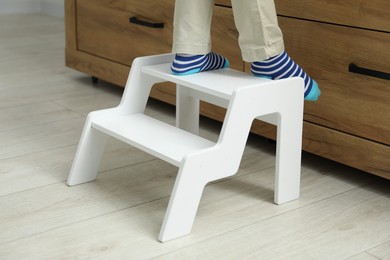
[251, 52, 321, 101]
[171, 52, 230, 76]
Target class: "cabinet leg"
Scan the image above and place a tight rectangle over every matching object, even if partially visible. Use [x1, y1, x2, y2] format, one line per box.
[91, 76, 98, 85]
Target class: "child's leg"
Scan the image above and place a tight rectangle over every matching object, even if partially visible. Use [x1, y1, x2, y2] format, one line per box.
[251, 52, 320, 100]
[231, 0, 320, 101]
[172, 0, 214, 55]
[231, 0, 284, 61]
[171, 0, 229, 76]
[171, 53, 229, 75]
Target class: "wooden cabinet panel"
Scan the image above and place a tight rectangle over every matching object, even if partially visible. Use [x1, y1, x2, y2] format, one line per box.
[279, 17, 390, 145]
[76, 0, 174, 66]
[275, 0, 390, 32]
[302, 121, 390, 180]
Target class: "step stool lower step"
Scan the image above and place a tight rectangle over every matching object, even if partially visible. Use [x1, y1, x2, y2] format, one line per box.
[92, 114, 215, 166]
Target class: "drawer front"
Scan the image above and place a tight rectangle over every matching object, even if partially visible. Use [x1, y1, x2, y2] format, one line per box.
[279, 17, 390, 145]
[275, 0, 390, 32]
[216, 1, 390, 32]
[76, 0, 174, 66]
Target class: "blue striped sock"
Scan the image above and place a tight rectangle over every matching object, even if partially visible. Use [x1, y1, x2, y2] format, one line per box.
[251, 52, 321, 101]
[171, 52, 230, 76]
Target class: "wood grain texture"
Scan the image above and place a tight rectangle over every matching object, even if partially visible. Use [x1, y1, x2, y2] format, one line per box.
[153, 182, 390, 259]
[76, 0, 174, 66]
[275, 0, 390, 32]
[65, 48, 129, 86]
[366, 240, 390, 259]
[302, 122, 390, 180]
[279, 17, 390, 145]
[64, 0, 76, 49]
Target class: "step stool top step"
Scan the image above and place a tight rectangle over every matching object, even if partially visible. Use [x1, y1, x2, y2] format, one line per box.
[92, 114, 215, 167]
[142, 63, 269, 100]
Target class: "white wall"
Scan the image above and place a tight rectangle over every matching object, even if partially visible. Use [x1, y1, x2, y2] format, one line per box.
[0, 0, 64, 17]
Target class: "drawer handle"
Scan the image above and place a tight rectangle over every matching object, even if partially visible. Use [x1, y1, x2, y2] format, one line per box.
[349, 63, 389, 80]
[129, 16, 164, 29]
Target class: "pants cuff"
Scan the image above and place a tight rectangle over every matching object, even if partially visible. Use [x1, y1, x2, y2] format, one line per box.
[241, 40, 285, 62]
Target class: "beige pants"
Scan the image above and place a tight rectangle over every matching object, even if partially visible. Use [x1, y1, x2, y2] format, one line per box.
[172, 0, 285, 62]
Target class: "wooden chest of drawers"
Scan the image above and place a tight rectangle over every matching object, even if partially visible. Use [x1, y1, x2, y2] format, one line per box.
[65, 0, 390, 179]
[274, 0, 390, 179]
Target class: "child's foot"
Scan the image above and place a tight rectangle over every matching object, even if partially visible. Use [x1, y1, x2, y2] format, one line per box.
[171, 52, 230, 76]
[251, 52, 320, 101]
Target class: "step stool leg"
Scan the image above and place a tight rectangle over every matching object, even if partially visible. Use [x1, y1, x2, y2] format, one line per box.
[176, 85, 199, 135]
[67, 119, 108, 186]
[158, 165, 206, 242]
[274, 110, 303, 204]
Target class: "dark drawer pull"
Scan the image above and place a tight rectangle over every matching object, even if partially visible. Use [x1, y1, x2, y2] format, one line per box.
[349, 63, 389, 80]
[129, 16, 164, 28]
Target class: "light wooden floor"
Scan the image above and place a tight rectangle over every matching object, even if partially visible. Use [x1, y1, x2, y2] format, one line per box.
[0, 14, 389, 260]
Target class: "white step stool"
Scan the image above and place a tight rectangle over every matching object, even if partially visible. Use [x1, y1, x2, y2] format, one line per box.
[67, 53, 304, 242]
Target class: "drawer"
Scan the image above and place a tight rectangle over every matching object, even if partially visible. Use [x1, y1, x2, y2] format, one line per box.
[275, 0, 390, 32]
[76, 0, 174, 66]
[279, 17, 390, 145]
